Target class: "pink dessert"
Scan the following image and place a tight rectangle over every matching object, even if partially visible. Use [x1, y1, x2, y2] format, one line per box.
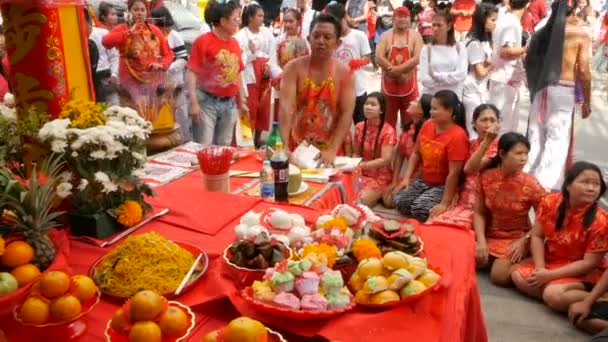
[301, 293, 328, 311]
[263, 268, 275, 280]
[272, 292, 301, 310]
[295, 272, 320, 296]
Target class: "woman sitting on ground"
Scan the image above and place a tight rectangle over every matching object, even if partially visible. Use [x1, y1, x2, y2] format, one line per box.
[392, 89, 469, 222]
[512, 161, 608, 315]
[427, 103, 499, 229]
[474, 132, 545, 286]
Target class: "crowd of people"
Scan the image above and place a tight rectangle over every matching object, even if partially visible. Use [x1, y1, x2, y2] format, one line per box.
[1, 0, 608, 338]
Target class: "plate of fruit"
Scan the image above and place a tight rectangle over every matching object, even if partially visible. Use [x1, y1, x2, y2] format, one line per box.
[105, 290, 196, 342]
[203, 316, 286, 342]
[348, 252, 442, 310]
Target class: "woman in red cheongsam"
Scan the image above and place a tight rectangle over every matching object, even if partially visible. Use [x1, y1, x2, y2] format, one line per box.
[427, 104, 499, 229]
[353, 92, 397, 207]
[474, 132, 546, 286]
[512, 161, 608, 313]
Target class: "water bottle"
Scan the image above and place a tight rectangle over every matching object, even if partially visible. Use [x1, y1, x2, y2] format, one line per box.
[267, 122, 281, 150]
[271, 141, 289, 202]
[260, 160, 275, 200]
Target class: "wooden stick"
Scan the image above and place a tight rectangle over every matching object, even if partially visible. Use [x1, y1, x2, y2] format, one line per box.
[175, 253, 203, 296]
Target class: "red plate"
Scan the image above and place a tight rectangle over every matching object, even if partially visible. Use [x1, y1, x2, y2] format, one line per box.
[89, 241, 209, 301]
[222, 243, 292, 288]
[14, 290, 101, 327]
[241, 287, 356, 319]
[354, 267, 444, 310]
[104, 301, 196, 342]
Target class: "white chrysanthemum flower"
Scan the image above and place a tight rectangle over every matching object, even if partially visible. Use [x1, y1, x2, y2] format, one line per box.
[39, 119, 70, 141]
[3, 93, 14, 106]
[56, 182, 72, 199]
[50, 139, 68, 153]
[132, 169, 145, 178]
[0, 104, 15, 121]
[71, 151, 78, 157]
[59, 171, 72, 182]
[77, 179, 89, 191]
[94, 171, 118, 193]
[90, 150, 107, 159]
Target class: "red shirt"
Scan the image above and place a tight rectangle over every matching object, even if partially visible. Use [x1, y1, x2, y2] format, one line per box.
[522, 0, 548, 33]
[187, 31, 244, 97]
[416, 120, 469, 185]
[452, 0, 476, 32]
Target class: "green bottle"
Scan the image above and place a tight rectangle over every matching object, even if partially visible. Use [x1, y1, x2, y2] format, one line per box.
[267, 122, 281, 150]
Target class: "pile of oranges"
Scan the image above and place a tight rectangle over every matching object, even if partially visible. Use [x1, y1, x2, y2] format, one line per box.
[18, 271, 98, 325]
[1, 241, 40, 288]
[111, 290, 190, 342]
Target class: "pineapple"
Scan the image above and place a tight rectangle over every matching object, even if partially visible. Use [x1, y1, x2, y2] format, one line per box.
[0, 156, 65, 269]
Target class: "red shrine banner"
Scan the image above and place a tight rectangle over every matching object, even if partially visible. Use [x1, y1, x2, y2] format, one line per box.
[0, 0, 93, 118]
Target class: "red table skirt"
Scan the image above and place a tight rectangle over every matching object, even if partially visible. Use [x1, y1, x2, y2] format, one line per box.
[0, 189, 486, 342]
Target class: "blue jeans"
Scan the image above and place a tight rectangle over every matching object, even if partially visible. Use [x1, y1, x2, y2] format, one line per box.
[192, 89, 237, 146]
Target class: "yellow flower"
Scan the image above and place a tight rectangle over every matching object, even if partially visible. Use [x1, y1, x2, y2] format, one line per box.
[321, 217, 349, 232]
[59, 99, 106, 129]
[116, 200, 143, 227]
[352, 239, 382, 262]
[301, 243, 338, 268]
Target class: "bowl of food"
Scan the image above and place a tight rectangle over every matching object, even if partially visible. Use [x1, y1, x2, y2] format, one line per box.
[223, 239, 291, 288]
[89, 232, 208, 301]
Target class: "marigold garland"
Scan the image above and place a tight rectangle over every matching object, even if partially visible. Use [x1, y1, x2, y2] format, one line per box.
[116, 200, 143, 227]
[320, 217, 349, 232]
[352, 239, 382, 262]
[301, 243, 338, 268]
[59, 99, 106, 129]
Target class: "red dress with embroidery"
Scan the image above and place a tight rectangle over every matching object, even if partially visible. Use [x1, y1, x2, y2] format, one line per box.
[478, 168, 546, 259]
[517, 193, 608, 286]
[427, 139, 498, 229]
[355, 120, 397, 192]
[291, 62, 339, 151]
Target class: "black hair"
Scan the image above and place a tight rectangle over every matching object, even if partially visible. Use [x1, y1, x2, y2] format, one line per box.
[284, 8, 303, 23]
[309, 12, 343, 38]
[98, 2, 115, 23]
[510, 0, 531, 10]
[432, 90, 467, 133]
[471, 103, 500, 132]
[128, 0, 148, 10]
[205, 0, 241, 28]
[432, 8, 456, 46]
[484, 132, 530, 170]
[467, 3, 497, 43]
[324, 2, 346, 21]
[402, 94, 432, 142]
[555, 161, 607, 231]
[359, 92, 387, 159]
[241, 2, 263, 28]
[151, 6, 175, 28]
[84, 7, 93, 26]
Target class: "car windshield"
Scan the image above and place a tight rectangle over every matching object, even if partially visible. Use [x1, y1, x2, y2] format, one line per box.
[165, 4, 201, 31]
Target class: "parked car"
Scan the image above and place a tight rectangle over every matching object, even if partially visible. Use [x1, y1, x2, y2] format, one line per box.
[88, 1, 202, 52]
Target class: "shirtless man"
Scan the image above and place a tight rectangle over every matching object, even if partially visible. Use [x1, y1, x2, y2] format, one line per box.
[278, 13, 355, 167]
[525, 0, 591, 192]
[375, 6, 423, 128]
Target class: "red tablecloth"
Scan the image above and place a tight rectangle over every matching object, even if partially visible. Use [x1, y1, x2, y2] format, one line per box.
[0, 191, 487, 342]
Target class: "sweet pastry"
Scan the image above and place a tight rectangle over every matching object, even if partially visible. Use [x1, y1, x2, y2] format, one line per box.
[234, 224, 249, 240]
[348, 272, 365, 292]
[357, 258, 384, 279]
[332, 205, 361, 226]
[240, 211, 261, 227]
[370, 290, 400, 304]
[300, 293, 328, 311]
[326, 293, 351, 310]
[418, 270, 440, 287]
[382, 252, 409, 271]
[363, 276, 389, 294]
[288, 226, 310, 245]
[354, 290, 371, 304]
[387, 269, 413, 290]
[400, 279, 426, 298]
[287, 260, 310, 276]
[271, 272, 295, 293]
[252, 280, 276, 302]
[273, 292, 300, 310]
[321, 270, 344, 295]
[315, 215, 334, 229]
[288, 164, 302, 194]
[295, 272, 320, 295]
[270, 234, 290, 247]
[290, 214, 306, 228]
[269, 210, 293, 230]
[407, 258, 428, 278]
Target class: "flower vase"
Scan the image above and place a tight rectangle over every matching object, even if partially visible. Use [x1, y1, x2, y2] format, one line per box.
[69, 212, 122, 238]
[22, 137, 47, 178]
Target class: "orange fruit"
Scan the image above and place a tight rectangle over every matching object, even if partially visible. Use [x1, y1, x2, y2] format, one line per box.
[50, 294, 82, 322]
[70, 275, 97, 303]
[111, 308, 130, 335]
[157, 306, 189, 337]
[1, 241, 34, 268]
[129, 290, 163, 322]
[203, 330, 221, 342]
[128, 321, 162, 342]
[224, 317, 268, 342]
[40, 271, 71, 299]
[11, 263, 41, 287]
[20, 296, 50, 325]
